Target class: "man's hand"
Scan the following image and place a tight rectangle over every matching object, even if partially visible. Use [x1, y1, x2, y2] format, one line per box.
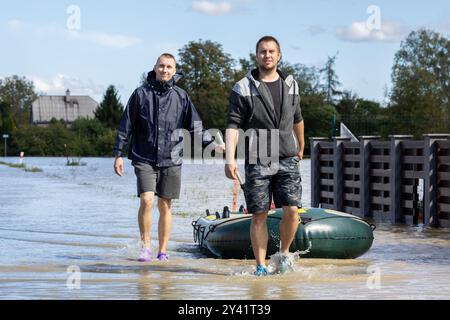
[293, 121, 305, 161]
[114, 157, 124, 177]
[225, 161, 238, 180]
[298, 148, 304, 160]
[225, 128, 239, 181]
[215, 143, 226, 153]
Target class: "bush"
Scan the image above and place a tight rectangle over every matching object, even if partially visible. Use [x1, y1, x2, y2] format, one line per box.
[10, 118, 115, 157]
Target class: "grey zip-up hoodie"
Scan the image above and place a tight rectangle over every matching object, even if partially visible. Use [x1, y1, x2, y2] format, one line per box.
[227, 69, 303, 160]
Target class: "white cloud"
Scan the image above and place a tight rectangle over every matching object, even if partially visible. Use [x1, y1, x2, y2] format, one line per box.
[5, 19, 27, 30]
[66, 30, 142, 49]
[192, 0, 233, 15]
[27, 74, 105, 101]
[336, 21, 408, 42]
[5, 20, 141, 49]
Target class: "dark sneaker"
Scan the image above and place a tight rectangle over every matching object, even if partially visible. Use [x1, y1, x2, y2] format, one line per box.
[138, 248, 151, 262]
[254, 265, 269, 276]
[157, 252, 169, 261]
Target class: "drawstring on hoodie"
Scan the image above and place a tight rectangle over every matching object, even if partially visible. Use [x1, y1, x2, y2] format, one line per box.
[292, 81, 296, 106]
[250, 82, 255, 114]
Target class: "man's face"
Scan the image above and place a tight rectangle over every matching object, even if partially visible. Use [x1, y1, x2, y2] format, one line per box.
[256, 41, 281, 72]
[154, 56, 176, 83]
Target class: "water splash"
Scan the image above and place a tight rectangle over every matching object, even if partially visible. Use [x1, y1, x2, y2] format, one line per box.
[268, 251, 299, 274]
[117, 239, 144, 260]
[267, 241, 312, 274]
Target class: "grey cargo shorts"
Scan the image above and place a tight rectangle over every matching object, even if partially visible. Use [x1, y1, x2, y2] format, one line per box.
[132, 161, 181, 199]
[244, 156, 302, 213]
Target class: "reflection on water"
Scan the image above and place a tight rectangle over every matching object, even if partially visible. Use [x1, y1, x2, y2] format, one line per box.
[0, 157, 449, 300]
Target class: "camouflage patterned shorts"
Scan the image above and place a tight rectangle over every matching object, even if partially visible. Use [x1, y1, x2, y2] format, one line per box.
[244, 156, 302, 214]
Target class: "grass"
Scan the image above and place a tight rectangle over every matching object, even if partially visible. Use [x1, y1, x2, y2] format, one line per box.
[0, 161, 43, 173]
[0, 161, 26, 169]
[66, 158, 87, 166]
[176, 212, 191, 218]
[25, 167, 43, 173]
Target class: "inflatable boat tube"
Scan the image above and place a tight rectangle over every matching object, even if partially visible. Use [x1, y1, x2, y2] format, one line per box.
[192, 207, 375, 259]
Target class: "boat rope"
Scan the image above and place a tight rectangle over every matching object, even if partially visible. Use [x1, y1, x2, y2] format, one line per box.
[296, 240, 312, 255]
[193, 214, 375, 247]
[199, 226, 206, 249]
[191, 220, 200, 243]
[299, 216, 376, 230]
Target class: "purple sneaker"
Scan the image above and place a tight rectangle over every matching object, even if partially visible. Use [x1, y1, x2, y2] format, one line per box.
[138, 248, 151, 262]
[157, 252, 168, 261]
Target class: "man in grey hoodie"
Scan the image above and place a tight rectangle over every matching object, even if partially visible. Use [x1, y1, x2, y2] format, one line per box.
[225, 36, 304, 275]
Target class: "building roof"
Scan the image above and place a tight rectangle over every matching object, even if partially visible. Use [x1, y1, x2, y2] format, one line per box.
[31, 90, 98, 124]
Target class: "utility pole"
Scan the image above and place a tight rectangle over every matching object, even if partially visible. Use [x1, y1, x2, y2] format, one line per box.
[2, 134, 9, 157]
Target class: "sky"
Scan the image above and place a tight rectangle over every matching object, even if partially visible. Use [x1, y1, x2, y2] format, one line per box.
[1, 0, 449, 105]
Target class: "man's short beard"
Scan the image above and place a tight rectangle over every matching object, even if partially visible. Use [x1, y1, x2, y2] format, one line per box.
[258, 64, 277, 72]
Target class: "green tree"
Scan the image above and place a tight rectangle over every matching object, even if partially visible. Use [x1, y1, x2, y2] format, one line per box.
[279, 62, 323, 99]
[336, 91, 385, 137]
[10, 125, 47, 156]
[96, 129, 117, 156]
[388, 29, 450, 135]
[233, 53, 256, 82]
[0, 101, 15, 134]
[72, 117, 115, 156]
[178, 40, 235, 130]
[95, 85, 124, 129]
[337, 91, 382, 117]
[320, 53, 342, 105]
[336, 91, 359, 116]
[302, 103, 338, 140]
[0, 75, 37, 127]
[11, 119, 79, 156]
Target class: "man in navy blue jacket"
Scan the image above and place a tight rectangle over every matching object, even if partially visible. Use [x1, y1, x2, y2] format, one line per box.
[113, 53, 224, 262]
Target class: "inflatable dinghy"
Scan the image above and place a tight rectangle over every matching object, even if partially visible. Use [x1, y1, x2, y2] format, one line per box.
[192, 207, 375, 259]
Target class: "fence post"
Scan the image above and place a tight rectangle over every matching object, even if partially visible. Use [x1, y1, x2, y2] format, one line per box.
[310, 137, 329, 208]
[389, 135, 413, 224]
[333, 137, 351, 212]
[423, 134, 450, 227]
[359, 136, 381, 218]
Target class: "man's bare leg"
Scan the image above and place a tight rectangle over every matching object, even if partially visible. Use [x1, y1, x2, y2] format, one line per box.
[250, 212, 269, 266]
[279, 206, 300, 253]
[138, 192, 154, 249]
[158, 197, 172, 254]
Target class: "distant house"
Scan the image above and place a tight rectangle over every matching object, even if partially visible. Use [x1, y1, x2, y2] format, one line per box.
[31, 89, 98, 126]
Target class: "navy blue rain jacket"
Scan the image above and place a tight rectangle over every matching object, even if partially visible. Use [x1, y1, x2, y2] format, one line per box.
[113, 71, 216, 167]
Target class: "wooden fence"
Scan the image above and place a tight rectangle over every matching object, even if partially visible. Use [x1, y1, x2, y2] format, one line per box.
[310, 134, 450, 227]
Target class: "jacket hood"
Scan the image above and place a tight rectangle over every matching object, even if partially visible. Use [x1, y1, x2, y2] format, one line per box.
[147, 70, 183, 91]
[246, 68, 298, 106]
[247, 68, 288, 84]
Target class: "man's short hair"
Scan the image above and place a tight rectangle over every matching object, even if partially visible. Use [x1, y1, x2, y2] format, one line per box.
[156, 53, 177, 66]
[256, 36, 281, 54]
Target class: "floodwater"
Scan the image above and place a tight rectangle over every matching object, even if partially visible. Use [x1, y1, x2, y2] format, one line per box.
[0, 157, 449, 300]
